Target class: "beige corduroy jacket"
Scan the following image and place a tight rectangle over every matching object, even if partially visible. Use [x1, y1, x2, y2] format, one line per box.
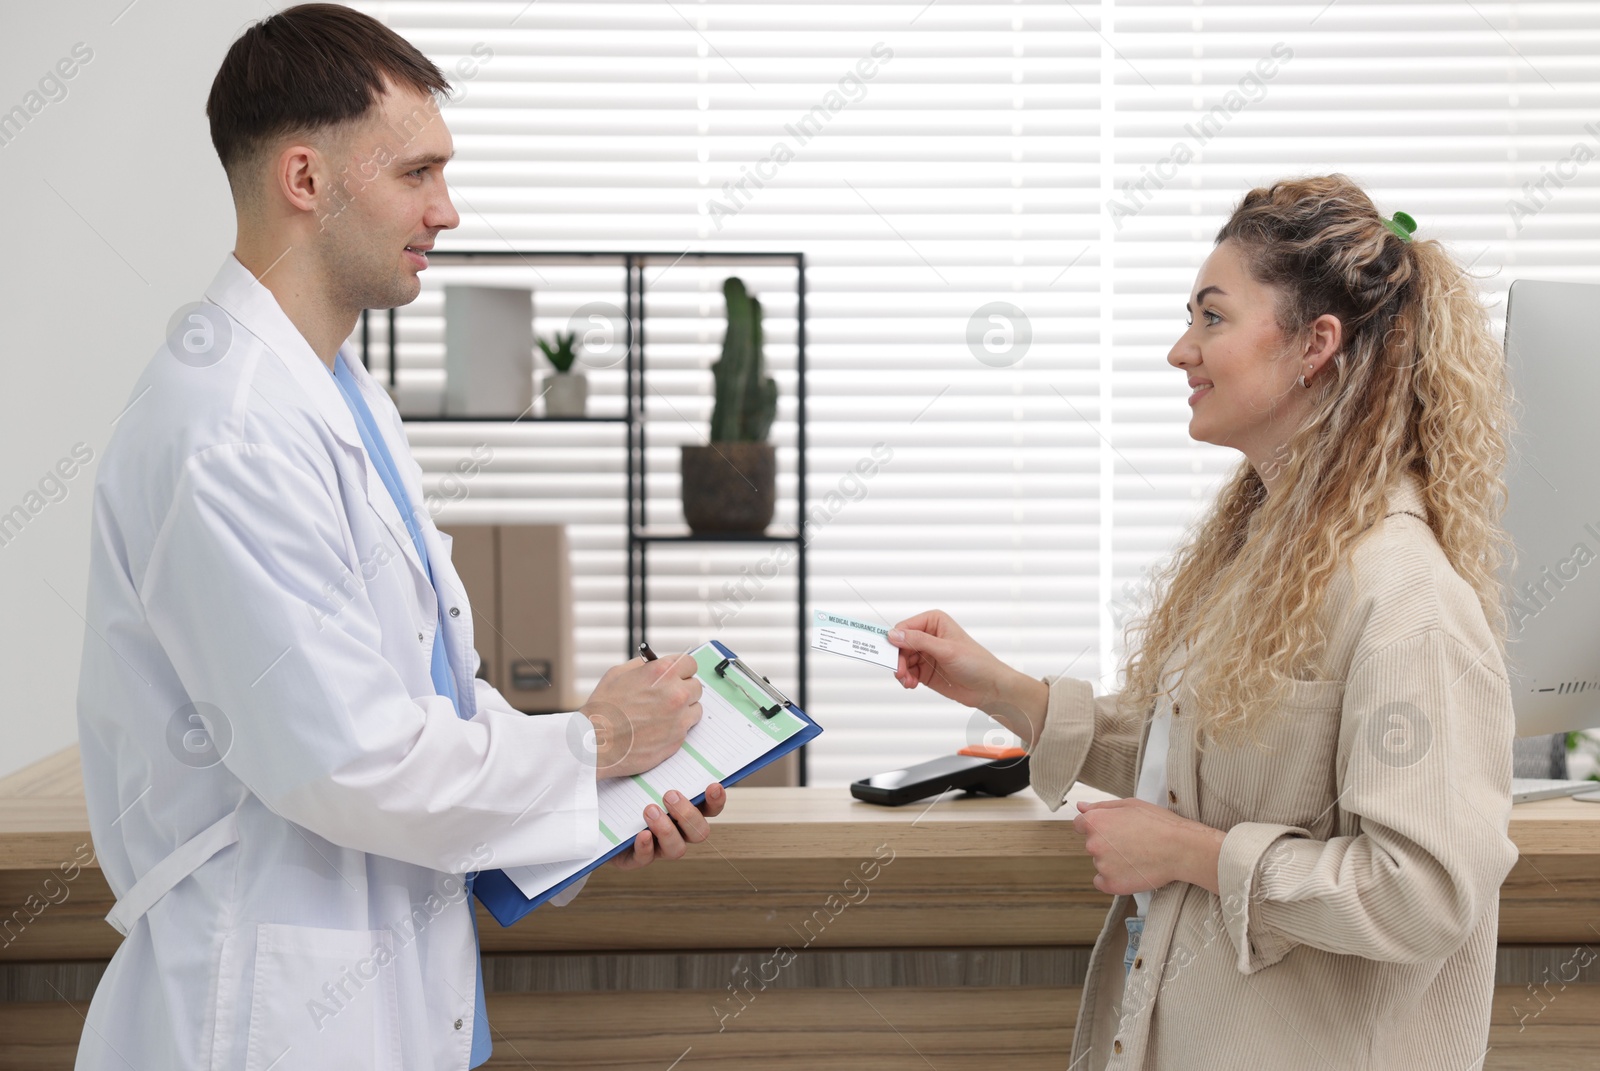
[1030, 471, 1519, 1071]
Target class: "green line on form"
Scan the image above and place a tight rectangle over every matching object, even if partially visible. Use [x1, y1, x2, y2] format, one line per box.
[681, 742, 723, 781]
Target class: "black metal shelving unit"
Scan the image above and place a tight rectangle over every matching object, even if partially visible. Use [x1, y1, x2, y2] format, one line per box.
[358, 250, 811, 781]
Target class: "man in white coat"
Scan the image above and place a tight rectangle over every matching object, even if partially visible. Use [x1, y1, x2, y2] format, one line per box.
[75, 5, 722, 1067]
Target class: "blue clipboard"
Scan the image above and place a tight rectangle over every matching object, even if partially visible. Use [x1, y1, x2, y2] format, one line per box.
[473, 640, 822, 928]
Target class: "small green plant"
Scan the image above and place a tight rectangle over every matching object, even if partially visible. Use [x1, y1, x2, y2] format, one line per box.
[711, 277, 778, 442]
[1566, 729, 1600, 782]
[538, 331, 579, 373]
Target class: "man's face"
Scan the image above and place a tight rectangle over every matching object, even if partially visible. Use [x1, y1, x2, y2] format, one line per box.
[313, 81, 459, 312]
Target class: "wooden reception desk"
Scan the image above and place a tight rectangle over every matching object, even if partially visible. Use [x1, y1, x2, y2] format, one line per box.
[2, 746, 1597, 1069]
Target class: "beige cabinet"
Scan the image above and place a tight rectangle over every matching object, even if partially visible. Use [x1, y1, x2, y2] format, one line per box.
[439, 523, 576, 714]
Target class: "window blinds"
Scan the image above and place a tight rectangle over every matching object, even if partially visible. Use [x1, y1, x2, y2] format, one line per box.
[353, 0, 1600, 785]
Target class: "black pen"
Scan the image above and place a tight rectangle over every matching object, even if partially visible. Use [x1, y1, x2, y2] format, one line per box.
[638, 641, 659, 662]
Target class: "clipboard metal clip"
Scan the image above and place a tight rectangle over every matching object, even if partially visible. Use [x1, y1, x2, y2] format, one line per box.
[714, 657, 791, 719]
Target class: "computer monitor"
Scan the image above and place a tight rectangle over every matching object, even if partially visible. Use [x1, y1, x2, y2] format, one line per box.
[1500, 279, 1600, 737]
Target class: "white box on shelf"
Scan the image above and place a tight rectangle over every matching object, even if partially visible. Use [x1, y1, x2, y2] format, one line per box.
[443, 285, 534, 417]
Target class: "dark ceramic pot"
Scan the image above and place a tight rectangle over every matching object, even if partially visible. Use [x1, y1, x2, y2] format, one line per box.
[680, 443, 776, 534]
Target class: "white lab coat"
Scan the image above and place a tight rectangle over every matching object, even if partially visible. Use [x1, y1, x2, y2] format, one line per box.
[75, 253, 600, 1070]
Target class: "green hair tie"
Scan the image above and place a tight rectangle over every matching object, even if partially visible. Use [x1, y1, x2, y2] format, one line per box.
[1382, 211, 1417, 242]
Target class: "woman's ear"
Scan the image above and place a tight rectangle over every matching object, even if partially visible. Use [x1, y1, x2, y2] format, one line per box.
[1303, 313, 1343, 379]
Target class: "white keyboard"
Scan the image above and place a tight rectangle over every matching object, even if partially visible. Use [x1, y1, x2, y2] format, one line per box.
[1511, 777, 1597, 803]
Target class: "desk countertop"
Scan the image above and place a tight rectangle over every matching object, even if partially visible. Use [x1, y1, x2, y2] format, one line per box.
[4, 744, 1599, 871]
[3, 746, 1599, 956]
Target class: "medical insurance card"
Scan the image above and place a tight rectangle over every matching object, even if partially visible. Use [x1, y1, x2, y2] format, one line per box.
[810, 609, 898, 670]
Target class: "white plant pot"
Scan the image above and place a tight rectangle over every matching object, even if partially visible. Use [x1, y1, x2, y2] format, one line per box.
[543, 371, 588, 417]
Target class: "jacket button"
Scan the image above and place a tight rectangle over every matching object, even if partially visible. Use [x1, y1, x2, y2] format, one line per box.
[1114, 1040, 1123, 1054]
[454, 1018, 463, 1030]
[449, 607, 460, 618]
[1167, 789, 1177, 805]
[1133, 956, 1142, 969]
[1173, 702, 1181, 717]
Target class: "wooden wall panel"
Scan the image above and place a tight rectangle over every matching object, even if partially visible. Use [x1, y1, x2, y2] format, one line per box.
[4, 985, 1597, 1070]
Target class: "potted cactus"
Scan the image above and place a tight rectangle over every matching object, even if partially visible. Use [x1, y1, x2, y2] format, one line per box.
[538, 331, 588, 417]
[681, 278, 778, 534]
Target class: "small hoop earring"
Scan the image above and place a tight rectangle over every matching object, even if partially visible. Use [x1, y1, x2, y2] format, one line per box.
[1298, 373, 1311, 390]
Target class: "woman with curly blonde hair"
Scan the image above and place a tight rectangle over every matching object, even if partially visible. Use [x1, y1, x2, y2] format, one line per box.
[890, 174, 1519, 1070]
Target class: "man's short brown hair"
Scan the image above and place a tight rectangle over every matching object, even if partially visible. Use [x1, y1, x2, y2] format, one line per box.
[205, 3, 449, 201]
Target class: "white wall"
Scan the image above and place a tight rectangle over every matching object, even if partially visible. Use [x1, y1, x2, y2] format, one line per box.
[0, 1, 260, 778]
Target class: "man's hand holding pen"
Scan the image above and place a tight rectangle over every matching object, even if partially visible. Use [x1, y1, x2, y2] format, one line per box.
[584, 640, 725, 869]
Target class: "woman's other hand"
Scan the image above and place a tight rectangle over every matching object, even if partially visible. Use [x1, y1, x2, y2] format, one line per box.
[1072, 798, 1225, 897]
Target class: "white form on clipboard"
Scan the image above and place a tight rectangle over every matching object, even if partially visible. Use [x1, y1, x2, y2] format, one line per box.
[499, 641, 819, 903]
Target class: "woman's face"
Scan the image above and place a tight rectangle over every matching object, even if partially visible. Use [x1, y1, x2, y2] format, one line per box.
[1166, 240, 1335, 485]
